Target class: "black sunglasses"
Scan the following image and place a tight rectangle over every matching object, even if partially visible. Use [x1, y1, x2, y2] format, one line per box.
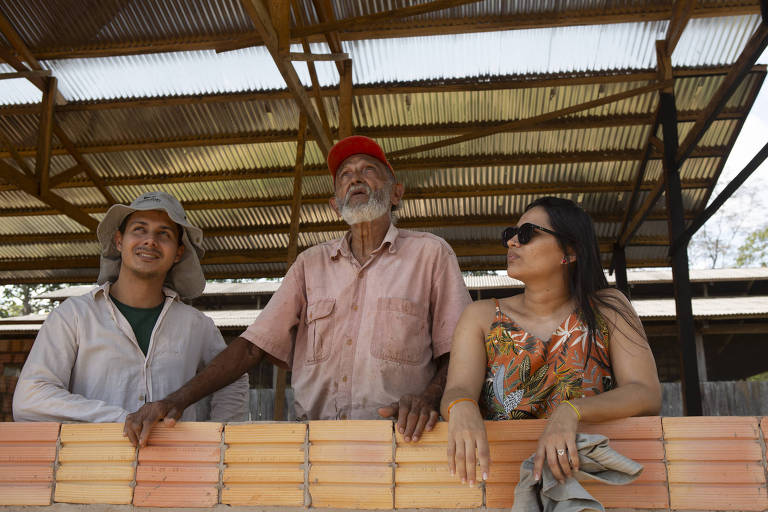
[501, 223, 561, 247]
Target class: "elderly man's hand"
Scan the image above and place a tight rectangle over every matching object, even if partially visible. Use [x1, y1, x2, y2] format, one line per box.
[123, 399, 184, 448]
[378, 394, 439, 442]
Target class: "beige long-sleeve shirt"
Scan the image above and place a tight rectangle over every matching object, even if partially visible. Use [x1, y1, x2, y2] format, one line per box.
[13, 282, 249, 423]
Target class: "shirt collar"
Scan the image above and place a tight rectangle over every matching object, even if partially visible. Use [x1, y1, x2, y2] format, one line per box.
[92, 281, 180, 302]
[331, 223, 400, 260]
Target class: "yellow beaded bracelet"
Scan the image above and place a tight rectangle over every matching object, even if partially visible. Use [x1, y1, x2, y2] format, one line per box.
[563, 399, 582, 420]
[446, 398, 478, 419]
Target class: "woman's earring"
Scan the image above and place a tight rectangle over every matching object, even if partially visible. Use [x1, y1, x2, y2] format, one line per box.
[561, 256, 568, 264]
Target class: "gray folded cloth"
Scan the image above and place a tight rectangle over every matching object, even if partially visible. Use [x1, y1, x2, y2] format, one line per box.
[510, 432, 643, 512]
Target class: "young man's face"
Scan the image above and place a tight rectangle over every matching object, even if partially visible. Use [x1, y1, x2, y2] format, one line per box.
[114, 210, 184, 281]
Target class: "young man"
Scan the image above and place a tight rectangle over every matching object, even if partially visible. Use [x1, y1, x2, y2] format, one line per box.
[124, 136, 471, 446]
[13, 191, 248, 423]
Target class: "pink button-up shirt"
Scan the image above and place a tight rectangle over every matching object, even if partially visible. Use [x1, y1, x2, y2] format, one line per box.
[241, 224, 471, 420]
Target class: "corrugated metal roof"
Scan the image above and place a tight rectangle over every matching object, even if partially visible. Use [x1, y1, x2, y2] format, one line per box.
[0, 1, 764, 282]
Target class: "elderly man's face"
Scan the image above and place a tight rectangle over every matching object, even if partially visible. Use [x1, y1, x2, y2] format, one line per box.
[332, 154, 397, 225]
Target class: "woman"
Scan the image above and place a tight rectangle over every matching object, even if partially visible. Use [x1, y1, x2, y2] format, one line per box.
[441, 197, 661, 487]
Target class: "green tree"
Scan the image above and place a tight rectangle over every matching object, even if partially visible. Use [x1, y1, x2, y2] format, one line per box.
[736, 225, 768, 267]
[0, 283, 66, 318]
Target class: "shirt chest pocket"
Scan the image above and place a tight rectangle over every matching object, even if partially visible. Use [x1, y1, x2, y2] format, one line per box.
[305, 298, 336, 365]
[371, 297, 429, 365]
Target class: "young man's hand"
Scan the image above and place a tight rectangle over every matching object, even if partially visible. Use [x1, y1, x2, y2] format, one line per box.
[123, 399, 184, 447]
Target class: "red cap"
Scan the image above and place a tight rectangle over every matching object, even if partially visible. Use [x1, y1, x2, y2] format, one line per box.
[327, 135, 393, 182]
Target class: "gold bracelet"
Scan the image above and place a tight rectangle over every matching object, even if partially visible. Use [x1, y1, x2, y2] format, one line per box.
[447, 398, 478, 419]
[563, 400, 581, 420]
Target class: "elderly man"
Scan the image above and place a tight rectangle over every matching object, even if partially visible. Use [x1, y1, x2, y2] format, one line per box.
[124, 136, 471, 446]
[13, 191, 249, 423]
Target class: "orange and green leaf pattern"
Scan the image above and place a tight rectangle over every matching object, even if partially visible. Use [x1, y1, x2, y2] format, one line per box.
[480, 299, 614, 420]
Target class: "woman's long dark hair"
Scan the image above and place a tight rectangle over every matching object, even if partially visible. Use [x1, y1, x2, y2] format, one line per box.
[525, 197, 641, 360]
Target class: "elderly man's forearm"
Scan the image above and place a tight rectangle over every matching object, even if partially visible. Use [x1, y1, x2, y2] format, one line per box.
[164, 337, 263, 409]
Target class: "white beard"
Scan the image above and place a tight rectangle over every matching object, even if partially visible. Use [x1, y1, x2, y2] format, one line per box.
[338, 183, 392, 225]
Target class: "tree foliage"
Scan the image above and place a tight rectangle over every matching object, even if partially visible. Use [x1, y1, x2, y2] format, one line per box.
[0, 283, 66, 318]
[736, 225, 768, 267]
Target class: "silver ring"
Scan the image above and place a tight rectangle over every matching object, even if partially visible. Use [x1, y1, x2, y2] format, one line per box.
[557, 448, 566, 456]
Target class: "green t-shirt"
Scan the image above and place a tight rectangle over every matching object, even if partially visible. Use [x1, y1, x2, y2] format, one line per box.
[110, 295, 164, 356]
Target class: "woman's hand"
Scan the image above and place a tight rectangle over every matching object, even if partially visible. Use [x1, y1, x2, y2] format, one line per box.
[532, 402, 580, 483]
[446, 400, 490, 486]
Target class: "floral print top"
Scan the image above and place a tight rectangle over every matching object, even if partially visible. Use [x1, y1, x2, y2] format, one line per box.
[480, 298, 615, 420]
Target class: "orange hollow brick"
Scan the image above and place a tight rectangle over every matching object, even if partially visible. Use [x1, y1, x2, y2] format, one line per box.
[0, 422, 59, 507]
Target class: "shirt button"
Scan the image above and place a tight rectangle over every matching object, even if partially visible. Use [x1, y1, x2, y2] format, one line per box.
[346, 338, 352, 346]
[351, 304, 358, 311]
[342, 376, 347, 383]
[138, 394, 145, 402]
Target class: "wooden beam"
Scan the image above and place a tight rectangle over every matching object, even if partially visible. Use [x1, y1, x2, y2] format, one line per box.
[0, 69, 50, 80]
[388, 80, 671, 158]
[0, 160, 97, 231]
[664, 0, 697, 56]
[0, 146, 725, 197]
[0, 180, 708, 222]
[287, 113, 307, 263]
[52, 124, 116, 205]
[35, 77, 57, 194]
[338, 59, 353, 139]
[293, 0, 483, 39]
[0, 130, 34, 176]
[0, 65, 760, 116]
[309, 0, 345, 75]
[240, 0, 332, 156]
[0, 11, 66, 105]
[267, 0, 291, 55]
[48, 164, 84, 187]
[677, 19, 768, 165]
[288, 51, 349, 61]
[211, 3, 761, 57]
[291, 0, 333, 145]
[0, 108, 745, 162]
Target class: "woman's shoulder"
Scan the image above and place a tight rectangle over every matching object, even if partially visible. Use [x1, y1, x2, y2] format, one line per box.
[463, 298, 500, 316]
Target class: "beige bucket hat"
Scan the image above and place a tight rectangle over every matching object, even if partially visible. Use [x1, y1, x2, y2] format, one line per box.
[96, 191, 206, 299]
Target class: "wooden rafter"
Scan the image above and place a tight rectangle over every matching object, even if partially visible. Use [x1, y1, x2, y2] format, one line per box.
[291, 0, 333, 144]
[0, 109, 746, 162]
[287, 113, 307, 264]
[0, 69, 50, 80]
[388, 81, 671, 158]
[36, 77, 56, 194]
[0, 11, 66, 105]
[0, 160, 97, 231]
[0, 131, 34, 176]
[240, 0, 332, 156]
[310, 0, 345, 75]
[52, 123, 116, 205]
[664, 0, 698, 56]
[34, 2, 758, 61]
[338, 59, 353, 139]
[0, 65, 759, 116]
[0, 180, 710, 220]
[0, 147, 728, 197]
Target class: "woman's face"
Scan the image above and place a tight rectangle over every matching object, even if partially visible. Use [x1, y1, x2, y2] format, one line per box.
[505, 206, 566, 281]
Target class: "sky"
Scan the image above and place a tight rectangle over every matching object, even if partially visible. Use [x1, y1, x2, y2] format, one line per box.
[687, 46, 768, 268]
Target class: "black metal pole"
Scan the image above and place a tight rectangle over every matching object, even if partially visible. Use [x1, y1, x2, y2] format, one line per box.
[660, 91, 703, 416]
[613, 243, 630, 298]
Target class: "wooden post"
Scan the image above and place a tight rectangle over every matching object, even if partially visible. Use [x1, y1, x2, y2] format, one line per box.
[274, 112, 308, 420]
[267, 0, 291, 55]
[338, 59, 353, 139]
[35, 77, 56, 195]
[657, 41, 702, 416]
[612, 244, 629, 298]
